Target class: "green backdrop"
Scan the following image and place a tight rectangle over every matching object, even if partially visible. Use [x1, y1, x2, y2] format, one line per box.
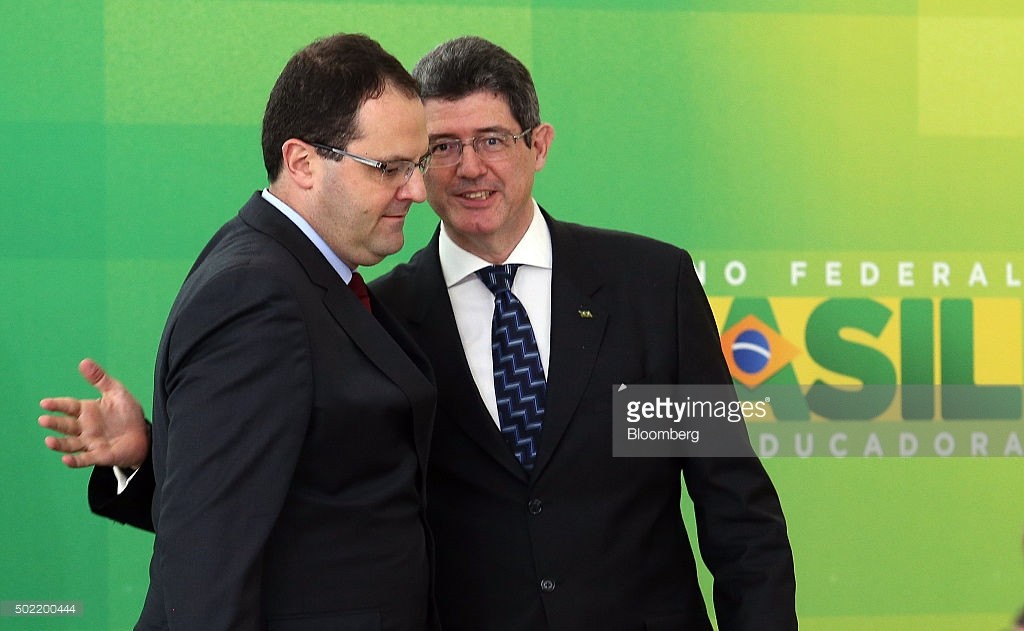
[3, 1, 1022, 629]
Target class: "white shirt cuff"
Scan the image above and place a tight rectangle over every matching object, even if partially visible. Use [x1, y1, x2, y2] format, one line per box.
[112, 465, 139, 495]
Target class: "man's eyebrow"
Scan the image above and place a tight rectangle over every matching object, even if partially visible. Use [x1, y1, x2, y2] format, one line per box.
[369, 147, 429, 163]
[377, 153, 420, 163]
[429, 126, 512, 141]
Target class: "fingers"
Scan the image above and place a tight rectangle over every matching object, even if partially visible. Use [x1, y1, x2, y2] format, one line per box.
[38, 411, 80, 436]
[61, 452, 97, 469]
[39, 396, 82, 417]
[39, 359, 124, 470]
[43, 433, 107, 468]
[43, 433, 84, 455]
[78, 357, 122, 397]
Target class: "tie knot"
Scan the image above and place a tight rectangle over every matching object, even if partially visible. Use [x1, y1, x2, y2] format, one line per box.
[477, 264, 521, 295]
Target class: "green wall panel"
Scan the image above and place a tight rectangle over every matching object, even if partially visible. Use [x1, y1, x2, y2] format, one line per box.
[4, 2, 1022, 629]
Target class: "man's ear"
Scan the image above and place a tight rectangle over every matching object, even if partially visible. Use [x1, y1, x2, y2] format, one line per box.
[530, 123, 555, 172]
[280, 139, 318, 190]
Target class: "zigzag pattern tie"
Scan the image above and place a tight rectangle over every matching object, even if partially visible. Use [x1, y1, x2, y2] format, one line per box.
[477, 264, 546, 470]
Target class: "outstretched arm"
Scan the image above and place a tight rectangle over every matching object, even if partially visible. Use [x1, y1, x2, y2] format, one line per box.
[39, 358, 151, 470]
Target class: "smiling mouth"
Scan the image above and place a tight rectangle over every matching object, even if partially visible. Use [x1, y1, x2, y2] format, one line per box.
[461, 191, 493, 200]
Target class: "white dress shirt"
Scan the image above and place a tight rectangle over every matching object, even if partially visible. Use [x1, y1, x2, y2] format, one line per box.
[439, 201, 552, 428]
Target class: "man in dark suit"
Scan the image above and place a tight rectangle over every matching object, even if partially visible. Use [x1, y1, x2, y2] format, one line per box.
[42, 36, 795, 631]
[41, 33, 437, 630]
[373, 36, 796, 631]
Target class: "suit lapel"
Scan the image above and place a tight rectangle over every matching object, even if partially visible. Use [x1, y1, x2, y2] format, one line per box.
[318, 281, 435, 470]
[532, 214, 608, 476]
[371, 299, 435, 469]
[392, 234, 529, 481]
[239, 193, 435, 469]
[387, 216, 611, 482]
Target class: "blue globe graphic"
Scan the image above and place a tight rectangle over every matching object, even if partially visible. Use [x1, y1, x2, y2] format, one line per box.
[732, 329, 771, 374]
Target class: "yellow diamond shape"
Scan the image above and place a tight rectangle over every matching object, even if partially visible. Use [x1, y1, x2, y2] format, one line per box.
[720, 314, 799, 389]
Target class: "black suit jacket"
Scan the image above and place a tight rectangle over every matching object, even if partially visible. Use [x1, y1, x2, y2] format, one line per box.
[371, 210, 797, 631]
[113, 193, 436, 631]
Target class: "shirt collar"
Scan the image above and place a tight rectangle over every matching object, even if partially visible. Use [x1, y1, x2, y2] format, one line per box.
[261, 188, 354, 284]
[438, 200, 552, 289]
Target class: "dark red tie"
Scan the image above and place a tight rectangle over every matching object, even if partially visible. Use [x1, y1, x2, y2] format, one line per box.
[348, 272, 372, 313]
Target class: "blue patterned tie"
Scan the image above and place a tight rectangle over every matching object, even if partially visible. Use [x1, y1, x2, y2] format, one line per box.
[477, 264, 546, 470]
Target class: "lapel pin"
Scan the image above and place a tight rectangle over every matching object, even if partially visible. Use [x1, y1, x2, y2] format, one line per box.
[578, 309, 593, 319]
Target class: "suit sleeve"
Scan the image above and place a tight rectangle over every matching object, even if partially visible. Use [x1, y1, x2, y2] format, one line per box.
[88, 452, 156, 532]
[674, 250, 798, 631]
[154, 266, 313, 630]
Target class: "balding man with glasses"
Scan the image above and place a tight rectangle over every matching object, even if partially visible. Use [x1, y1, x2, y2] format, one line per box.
[41, 33, 439, 631]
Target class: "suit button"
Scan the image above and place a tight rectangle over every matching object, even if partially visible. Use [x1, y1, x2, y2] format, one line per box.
[539, 579, 556, 593]
[527, 499, 543, 515]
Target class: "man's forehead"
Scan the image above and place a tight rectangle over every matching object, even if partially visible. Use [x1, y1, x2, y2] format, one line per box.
[424, 93, 516, 136]
[348, 90, 428, 158]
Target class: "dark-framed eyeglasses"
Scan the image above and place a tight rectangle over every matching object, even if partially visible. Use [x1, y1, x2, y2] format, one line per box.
[427, 127, 536, 168]
[310, 142, 430, 186]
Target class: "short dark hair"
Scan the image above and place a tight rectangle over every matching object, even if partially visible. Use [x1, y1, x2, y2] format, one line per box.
[261, 33, 419, 181]
[412, 36, 540, 143]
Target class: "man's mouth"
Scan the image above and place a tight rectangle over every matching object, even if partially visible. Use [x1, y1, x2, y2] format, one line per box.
[461, 191, 493, 200]
[383, 206, 410, 219]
